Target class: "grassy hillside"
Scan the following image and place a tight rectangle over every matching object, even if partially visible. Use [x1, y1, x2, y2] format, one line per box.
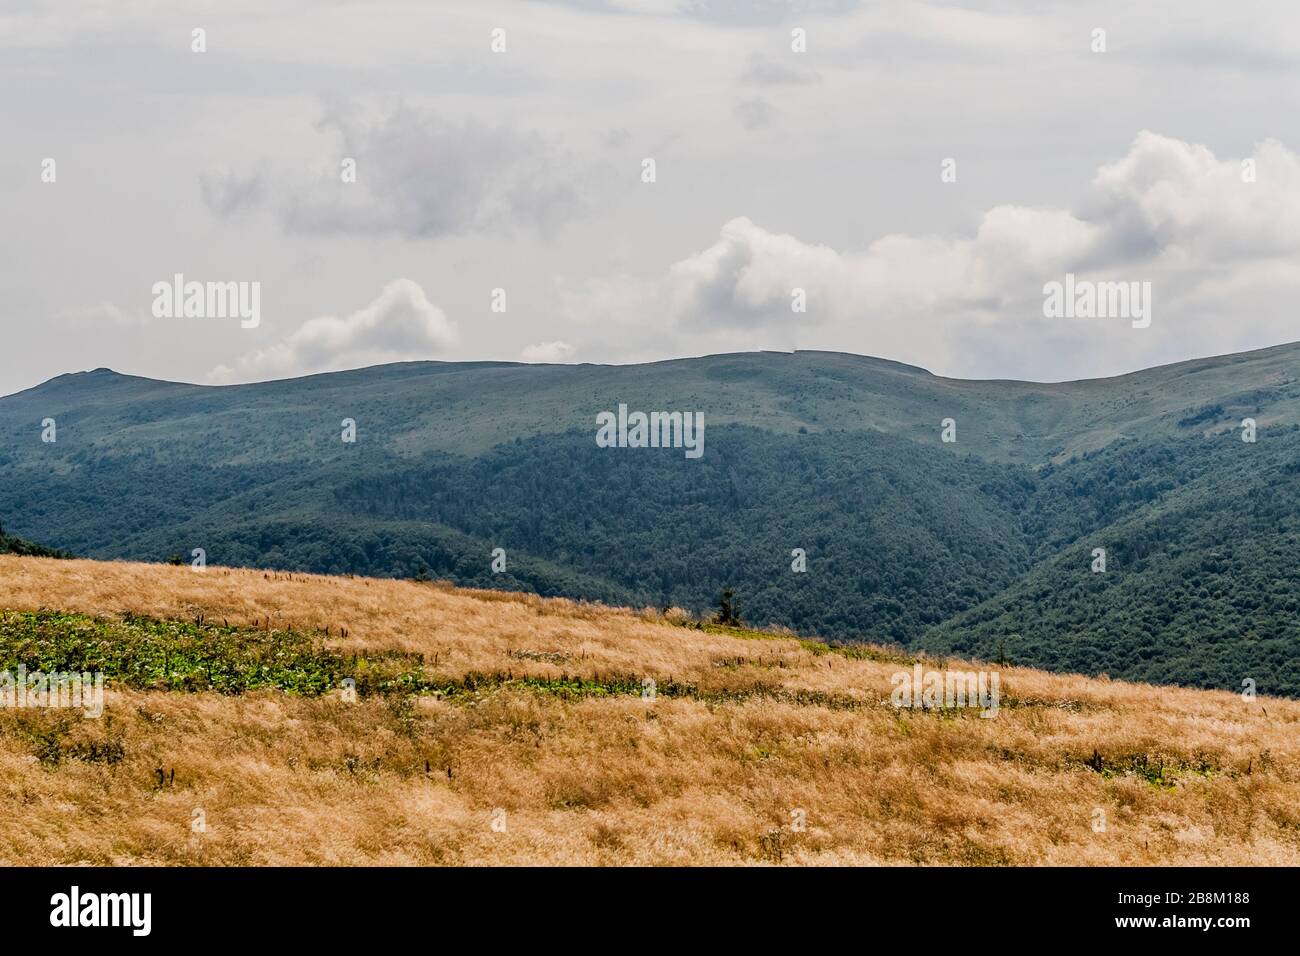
[3, 344, 1300, 696]
[0, 554, 1296, 866]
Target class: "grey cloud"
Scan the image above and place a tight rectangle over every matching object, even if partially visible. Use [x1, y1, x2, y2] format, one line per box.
[199, 168, 265, 216]
[206, 101, 591, 241]
[739, 53, 822, 86]
[734, 97, 779, 129]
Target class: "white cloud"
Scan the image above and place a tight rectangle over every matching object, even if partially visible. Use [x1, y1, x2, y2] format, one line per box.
[566, 133, 1300, 378]
[668, 216, 846, 329]
[208, 279, 458, 384]
[1082, 132, 1300, 263]
[56, 302, 150, 327]
[521, 340, 577, 362]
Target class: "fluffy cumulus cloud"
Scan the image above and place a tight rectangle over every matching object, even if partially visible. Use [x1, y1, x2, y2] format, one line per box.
[204, 101, 591, 241]
[564, 132, 1300, 379]
[1082, 133, 1300, 263]
[208, 280, 457, 384]
[668, 217, 845, 328]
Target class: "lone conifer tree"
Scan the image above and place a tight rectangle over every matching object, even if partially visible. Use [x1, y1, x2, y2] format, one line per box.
[714, 586, 742, 626]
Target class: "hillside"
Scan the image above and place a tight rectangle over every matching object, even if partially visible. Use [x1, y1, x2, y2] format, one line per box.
[0, 523, 67, 559]
[3, 344, 1300, 696]
[0, 554, 1296, 866]
[920, 426, 1300, 695]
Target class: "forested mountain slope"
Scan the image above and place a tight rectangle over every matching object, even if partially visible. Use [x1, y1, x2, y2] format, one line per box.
[3, 343, 1299, 694]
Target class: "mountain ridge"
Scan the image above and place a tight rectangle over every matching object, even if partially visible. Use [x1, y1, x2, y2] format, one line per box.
[13, 337, 1300, 398]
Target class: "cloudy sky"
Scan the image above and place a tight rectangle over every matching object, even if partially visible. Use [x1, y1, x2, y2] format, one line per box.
[3, 0, 1300, 396]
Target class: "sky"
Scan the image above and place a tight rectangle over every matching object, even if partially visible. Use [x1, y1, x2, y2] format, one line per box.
[3, 0, 1300, 396]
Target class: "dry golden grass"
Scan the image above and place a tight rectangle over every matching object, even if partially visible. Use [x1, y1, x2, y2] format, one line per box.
[0, 554, 1297, 866]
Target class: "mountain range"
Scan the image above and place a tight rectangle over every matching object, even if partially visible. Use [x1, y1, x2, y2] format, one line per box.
[3, 342, 1300, 695]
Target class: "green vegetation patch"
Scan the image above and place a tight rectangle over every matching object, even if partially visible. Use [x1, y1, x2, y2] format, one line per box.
[0, 610, 740, 703]
[0, 610, 418, 696]
[1077, 747, 1224, 789]
[0, 610, 1097, 718]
